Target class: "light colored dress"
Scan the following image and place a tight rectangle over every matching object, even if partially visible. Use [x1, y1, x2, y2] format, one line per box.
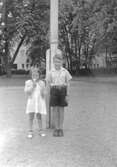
[24, 80, 47, 115]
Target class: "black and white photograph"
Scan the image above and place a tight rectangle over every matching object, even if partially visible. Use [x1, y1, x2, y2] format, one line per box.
[0, 0, 117, 166]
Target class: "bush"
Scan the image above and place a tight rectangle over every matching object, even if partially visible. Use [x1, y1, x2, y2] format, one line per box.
[78, 68, 93, 76]
[0, 66, 6, 75]
[12, 69, 29, 75]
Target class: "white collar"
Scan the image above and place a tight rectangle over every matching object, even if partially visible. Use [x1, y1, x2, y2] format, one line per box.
[51, 67, 65, 72]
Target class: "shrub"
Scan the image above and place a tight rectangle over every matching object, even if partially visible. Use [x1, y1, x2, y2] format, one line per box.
[12, 69, 29, 75]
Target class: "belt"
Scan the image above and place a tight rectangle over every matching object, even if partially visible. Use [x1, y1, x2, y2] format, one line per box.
[51, 85, 66, 87]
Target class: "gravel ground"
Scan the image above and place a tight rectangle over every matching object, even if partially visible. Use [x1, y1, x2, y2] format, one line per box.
[0, 76, 117, 167]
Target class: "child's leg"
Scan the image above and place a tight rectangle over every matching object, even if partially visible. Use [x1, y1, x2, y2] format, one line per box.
[28, 112, 35, 131]
[53, 106, 60, 136]
[53, 107, 59, 129]
[36, 113, 46, 136]
[58, 107, 64, 129]
[36, 113, 42, 130]
[27, 113, 35, 138]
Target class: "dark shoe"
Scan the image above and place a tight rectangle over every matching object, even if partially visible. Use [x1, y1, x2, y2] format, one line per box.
[58, 129, 64, 137]
[53, 129, 59, 137]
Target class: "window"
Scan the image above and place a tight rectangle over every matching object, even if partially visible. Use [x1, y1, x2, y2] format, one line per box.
[26, 59, 29, 63]
[22, 64, 24, 68]
[12, 64, 17, 69]
[26, 64, 29, 68]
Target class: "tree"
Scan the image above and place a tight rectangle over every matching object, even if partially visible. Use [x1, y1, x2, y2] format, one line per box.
[59, 0, 96, 73]
[59, 0, 74, 72]
[1, 0, 49, 77]
[59, 0, 117, 74]
[25, 0, 50, 65]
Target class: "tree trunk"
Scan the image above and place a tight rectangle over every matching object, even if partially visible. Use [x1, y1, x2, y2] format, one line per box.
[11, 34, 26, 64]
[74, 37, 80, 74]
[4, 38, 12, 77]
[65, 47, 70, 69]
[85, 45, 89, 69]
[5, 35, 26, 78]
[6, 63, 12, 78]
[65, 39, 72, 72]
[77, 46, 81, 71]
[105, 46, 108, 67]
[74, 36, 77, 58]
[68, 48, 73, 73]
[76, 36, 82, 74]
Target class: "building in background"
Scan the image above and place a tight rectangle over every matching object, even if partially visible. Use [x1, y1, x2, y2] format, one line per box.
[12, 45, 31, 71]
[90, 53, 107, 69]
[90, 52, 117, 69]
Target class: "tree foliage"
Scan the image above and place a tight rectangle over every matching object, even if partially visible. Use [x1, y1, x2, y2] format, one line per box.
[15, 0, 50, 65]
[2, 0, 117, 76]
[0, 0, 49, 76]
[59, 0, 117, 73]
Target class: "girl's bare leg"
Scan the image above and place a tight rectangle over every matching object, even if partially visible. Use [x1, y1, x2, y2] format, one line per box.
[36, 113, 46, 136]
[28, 112, 35, 131]
[36, 113, 42, 130]
[27, 113, 35, 138]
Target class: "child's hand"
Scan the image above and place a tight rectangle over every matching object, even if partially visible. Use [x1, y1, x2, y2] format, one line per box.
[33, 82, 36, 88]
[24, 80, 33, 95]
[41, 91, 45, 98]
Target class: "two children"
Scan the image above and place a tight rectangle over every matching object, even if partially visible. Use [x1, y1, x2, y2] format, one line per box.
[46, 50, 72, 137]
[25, 50, 72, 138]
[24, 69, 46, 138]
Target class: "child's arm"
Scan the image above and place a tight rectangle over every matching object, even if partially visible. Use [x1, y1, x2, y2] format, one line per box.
[39, 80, 46, 98]
[65, 70, 72, 96]
[24, 80, 34, 96]
[67, 82, 70, 96]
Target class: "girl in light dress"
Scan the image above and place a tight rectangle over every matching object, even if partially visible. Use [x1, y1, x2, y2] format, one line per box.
[24, 69, 47, 138]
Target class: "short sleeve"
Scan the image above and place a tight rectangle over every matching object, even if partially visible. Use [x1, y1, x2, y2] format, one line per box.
[65, 70, 72, 82]
[39, 80, 45, 89]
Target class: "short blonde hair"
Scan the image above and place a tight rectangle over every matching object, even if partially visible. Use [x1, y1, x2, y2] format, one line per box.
[53, 49, 63, 61]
